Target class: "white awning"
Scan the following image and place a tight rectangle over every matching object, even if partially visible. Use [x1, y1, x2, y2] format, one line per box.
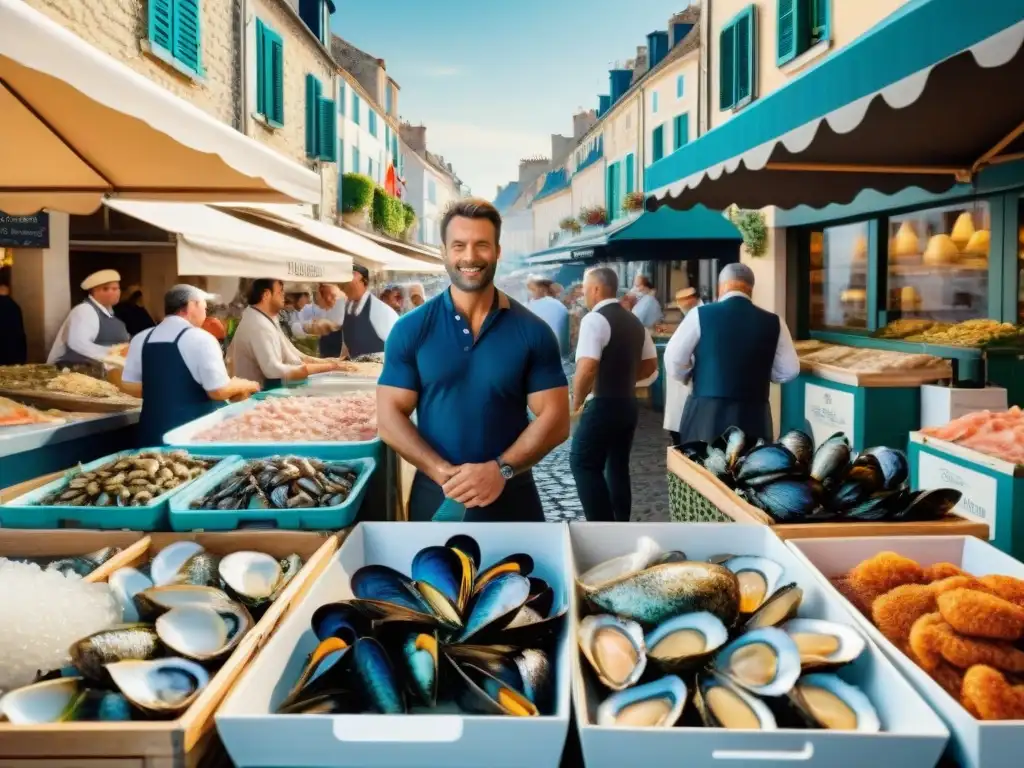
[222, 204, 446, 273]
[0, 0, 321, 215]
[105, 200, 352, 283]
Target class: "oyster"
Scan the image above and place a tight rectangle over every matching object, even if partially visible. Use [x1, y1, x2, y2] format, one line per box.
[577, 536, 662, 589]
[714, 627, 802, 697]
[596, 675, 686, 728]
[781, 619, 866, 670]
[0, 677, 87, 724]
[106, 657, 210, 716]
[743, 583, 804, 631]
[694, 671, 777, 730]
[788, 673, 880, 732]
[645, 611, 728, 672]
[150, 541, 205, 586]
[107, 567, 154, 623]
[578, 614, 646, 691]
[218, 551, 283, 608]
[155, 604, 249, 663]
[721, 556, 785, 615]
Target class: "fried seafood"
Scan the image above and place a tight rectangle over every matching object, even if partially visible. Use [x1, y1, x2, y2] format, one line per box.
[908, 613, 945, 672]
[930, 660, 967, 700]
[909, 613, 1024, 673]
[961, 665, 1024, 721]
[871, 584, 936, 645]
[936, 589, 1024, 641]
[930, 575, 985, 597]
[923, 562, 964, 582]
[848, 552, 924, 604]
[978, 574, 1024, 608]
[831, 576, 873, 615]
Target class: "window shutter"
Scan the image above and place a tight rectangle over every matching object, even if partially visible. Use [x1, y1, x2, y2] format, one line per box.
[625, 154, 635, 195]
[269, 34, 284, 126]
[652, 126, 665, 163]
[148, 0, 173, 52]
[338, 82, 346, 115]
[172, 0, 202, 73]
[734, 7, 756, 104]
[677, 75, 684, 98]
[777, 0, 796, 64]
[719, 24, 736, 110]
[811, 0, 830, 42]
[352, 93, 360, 125]
[674, 114, 689, 150]
[305, 75, 322, 158]
[352, 146, 360, 174]
[318, 97, 337, 161]
[339, 140, 345, 173]
[255, 19, 266, 117]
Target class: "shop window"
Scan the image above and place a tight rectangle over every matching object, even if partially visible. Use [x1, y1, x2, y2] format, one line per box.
[886, 201, 990, 323]
[719, 5, 757, 111]
[777, 0, 830, 66]
[298, 0, 325, 44]
[651, 125, 665, 163]
[148, 0, 203, 77]
[808, 221, 869, 330]
[673, 114, 689, 151]
[254, 19, 284, 127]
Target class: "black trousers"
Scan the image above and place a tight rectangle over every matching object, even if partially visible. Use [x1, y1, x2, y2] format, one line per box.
[669, 431, 681, 447]
[407, 471, 545, 522]
[570, 397, 639, 522]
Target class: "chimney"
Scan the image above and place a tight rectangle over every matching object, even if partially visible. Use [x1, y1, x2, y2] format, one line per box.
[634, 44, 649, 74]
[669, 6, 699, 46]
[609, 69, 633, 105]
[400, 123, 427, 152]
[518, 157, 550, 190]
[647, 31, 669, 68]
[598, 94, 611, 116]
[573, 109, 598, 140]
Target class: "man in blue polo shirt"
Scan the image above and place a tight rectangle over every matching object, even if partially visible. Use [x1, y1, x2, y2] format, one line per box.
[377, 198, 570, 522]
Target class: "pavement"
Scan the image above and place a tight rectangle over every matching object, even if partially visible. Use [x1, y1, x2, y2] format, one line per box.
[535, 361, 671, 522]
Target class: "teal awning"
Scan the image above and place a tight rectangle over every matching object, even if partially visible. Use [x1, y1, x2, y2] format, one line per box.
[524, 207, 741, 265]
[646, 0, 1024, 211]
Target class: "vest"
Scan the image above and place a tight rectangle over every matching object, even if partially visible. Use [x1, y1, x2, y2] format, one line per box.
[593, 303, 646, 398]
[343, 294, 385, 358]
[56, 300, 130, 365]
[692, 297, 780, 402]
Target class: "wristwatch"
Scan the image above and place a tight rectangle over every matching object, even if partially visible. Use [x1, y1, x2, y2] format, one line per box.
[496, 457, 515, 480]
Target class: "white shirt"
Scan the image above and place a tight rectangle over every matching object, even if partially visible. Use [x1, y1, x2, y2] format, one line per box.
[47, 297, 118, 364]
[122, 315, 231, 391]
[664, 300, 702, 431]
[291, 300, 346, 338]
[576, 298, 659, 391]
[528, 296, 569, 348]
[632, 292, 663, 328]
[664, 292, 800, 385]
[344, 292, 398, 342]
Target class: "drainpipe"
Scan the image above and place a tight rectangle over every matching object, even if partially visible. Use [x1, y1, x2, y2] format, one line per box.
[239, 0, 251, 135]
[701, 0, 711, 136]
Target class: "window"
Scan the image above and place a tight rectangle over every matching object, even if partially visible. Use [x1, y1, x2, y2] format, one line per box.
[304, 74, 335, 161]
[386, 84, 394, 114]
[777, 0, 830, 65]
[391, 133, 399, 164]
[368, 158, 374, 180]
[368, 111, 378, 138]
[652, 92, 659, 114]
[720, 5, 757, 111]
[298, 0, 325, 45]
[651, 125, 665, 163]
[352, 145, 361, 174]
[606, 162, 621, 219]
[338, 81, 346, 116]
[148, 0, 203, 76]
[624, 154, 635, 196]
[254, 19, 284, 126]
[352, 93, 361, 125]
[677, 74, 685, 98]
[886, 202, 990, 324]
[673, 113, 689, 151]
[808, 222, 869, 330]
[428, 179, 437, 204]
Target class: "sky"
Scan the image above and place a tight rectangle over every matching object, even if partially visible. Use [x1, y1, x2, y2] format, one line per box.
[330, 0, 690, 200]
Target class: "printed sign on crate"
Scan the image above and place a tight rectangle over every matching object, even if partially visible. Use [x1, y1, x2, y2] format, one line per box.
[804, 382, 855, 448]
[917, 451, 997, 540]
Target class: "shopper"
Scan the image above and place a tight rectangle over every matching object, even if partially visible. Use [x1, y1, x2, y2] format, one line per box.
[665, 263, 800, 444]
[0, 267, 26, 365]
[631, 274, 663, 329]
[380, 285, 404, 314]
[527, 276, 570, 358]
[279, 291, 310, 340]
[340, 265, 398, 358]
[121, 285, 259, 445]
[569, 266, 658, 523]
[113, 286, 156, 338]
[377, 198, 569, 522]
[663, 287, 702, 446]
[406, 282, 426, 308]
[228, 279, 341, 390]
[292, 283, 345, 357]
[47, 269, 130, 369]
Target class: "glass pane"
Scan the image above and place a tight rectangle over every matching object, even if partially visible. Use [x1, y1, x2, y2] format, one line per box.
[808, 221, 869, 330]
[886, 201, 990, 323]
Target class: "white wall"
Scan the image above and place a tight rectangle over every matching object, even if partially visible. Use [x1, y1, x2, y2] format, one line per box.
[338, 79, 396, 185]
[571, 160, 606, 218]
[500, 209, 534, 259]
[531, 189, 572, 251]
[644, 55, 699, 167]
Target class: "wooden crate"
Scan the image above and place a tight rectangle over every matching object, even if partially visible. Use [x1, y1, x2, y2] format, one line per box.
[667, 447, 989, 540]
[0, 530, 343, 768]
[0, 529, 147, 583]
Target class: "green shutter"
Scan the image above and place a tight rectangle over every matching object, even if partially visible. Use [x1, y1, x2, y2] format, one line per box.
[338, 82, 346, 115]
[255, 19, 266, 117]
[148, 0, 173, 51]
[811, 0, 830, 42]
[674, 113, 689, 150]
[352, 93, 360, 125]
[625, 154, 635, 195]
[778, 0, 813, 65]
[734, 6, 756, 105]
[318, 97, 337, 161]
[719, 24, 736, 110]
[269, 32, 284, 126]
[171, 0, 201, 74]
[305, 75, 322, 158]
[652, 126, 665, 163]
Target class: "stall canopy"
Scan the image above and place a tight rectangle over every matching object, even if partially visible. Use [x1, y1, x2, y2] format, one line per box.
[104, 200, 353, 283]
[221, 204, 445, 273]
[646, 3, 1024, 212]
[0, 0, 321, 216]
[524, 208, 741, 266]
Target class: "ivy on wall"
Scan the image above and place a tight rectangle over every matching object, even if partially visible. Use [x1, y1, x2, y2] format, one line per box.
[726, 204, 768, 257]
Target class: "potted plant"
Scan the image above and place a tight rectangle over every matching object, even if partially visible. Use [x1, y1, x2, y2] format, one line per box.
[578, 206, 608, 227]
[559, 217, 581, 234]
[340, 173, 375, 229]
[622, 191, 645, 213]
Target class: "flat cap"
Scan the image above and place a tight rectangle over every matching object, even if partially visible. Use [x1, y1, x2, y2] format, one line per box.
[81, 269, 121, 291]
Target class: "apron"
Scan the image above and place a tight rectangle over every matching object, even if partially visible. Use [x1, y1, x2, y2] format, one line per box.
[137, 327, 218, 446]
[663, 377, 691, 432]
[56, 300, 130, 366]
[319, 327, 344, 358]
[678, 396, 773, 445]
[343, 295, 386, 359]
[407, 471, 545, 523]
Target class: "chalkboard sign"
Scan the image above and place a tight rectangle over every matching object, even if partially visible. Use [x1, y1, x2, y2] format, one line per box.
[0, 212, 49, 248]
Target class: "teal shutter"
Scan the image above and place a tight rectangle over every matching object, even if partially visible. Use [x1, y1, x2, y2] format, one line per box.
[352, 146, 360, 173]
[734, 7, 756, 105]
[305, 75, 322, 158]
[171, 0, 201, 74]
[339, 82, 346, 115]
[148, 0, 173, 52]
[719, 24, 736, 110]
[778, 0, 812, 65]
[676, 75, 684, 98]
[673, 114, 689, 150]
[811, 0, 830, 43]
[352, 93, 360, 125]
[255, 19, 266, 117]
[652, 126, 665, 163]
[368, 111, 377, 137]
[318, 97, 336, 161]
[268, 29, 284, 126]
[625, 154, 635, 195]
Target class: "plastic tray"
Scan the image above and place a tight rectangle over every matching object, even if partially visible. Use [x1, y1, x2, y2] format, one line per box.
[0, 449, 233, 530]
[253, 378, 375, 400]
[162, 398, 382, 461]
[168, 454, 376, 531]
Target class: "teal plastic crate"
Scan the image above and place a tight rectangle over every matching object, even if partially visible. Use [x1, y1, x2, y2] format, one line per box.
[0, 449, 234, 530]
[162, 399, 382, 462]
[168, 454, 376, 531]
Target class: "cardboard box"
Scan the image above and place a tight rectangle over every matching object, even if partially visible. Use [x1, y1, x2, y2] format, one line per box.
[570, 523, 949, 768]
[786, 536, 1024, 768]
[215, 522, 573, 768]
[920, 385, 1007, 430]
[0, 530, 339, 768]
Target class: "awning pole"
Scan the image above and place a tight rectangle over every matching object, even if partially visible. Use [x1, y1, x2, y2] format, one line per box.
[972, 118, 1024, 174]
[987, 150, 1024, 167]
[763, 161, 966, 176]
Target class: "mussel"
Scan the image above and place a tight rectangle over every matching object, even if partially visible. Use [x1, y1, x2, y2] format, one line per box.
[734, 445, 800, 487]
[781, 619, 866, 670]
[787, 673, 880, 732]
[578, 614, 646, 690]
[448, 657, 539, 717]
[747, 479, 819, 522]
[778, 430, 813, 469]
[352, 637, 406, 714]
[596, 675, 686, 728]
[713, 427, 747, 470]
[694, 671, 777, 730]
[810, 434, 852, 489]
[400, 630, 439, 706]
[891, 488, 962, 522]
[721, 556, 784, 615]
[644, 611, 728, 672]
[714, 627, 802, 697]
[861, 446, 908, 490]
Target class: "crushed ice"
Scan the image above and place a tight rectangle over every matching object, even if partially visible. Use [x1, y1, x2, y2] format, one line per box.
[0, 558, 119, 690]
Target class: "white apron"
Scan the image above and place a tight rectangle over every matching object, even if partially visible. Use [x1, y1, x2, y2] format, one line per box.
[663, 300, 702, 433]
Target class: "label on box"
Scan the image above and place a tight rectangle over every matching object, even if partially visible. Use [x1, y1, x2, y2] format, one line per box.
[917, 451, 997, 540]
[804, 383, 856, 448]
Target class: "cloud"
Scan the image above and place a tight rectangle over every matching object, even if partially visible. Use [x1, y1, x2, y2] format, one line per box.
[424, 66, 461, 77]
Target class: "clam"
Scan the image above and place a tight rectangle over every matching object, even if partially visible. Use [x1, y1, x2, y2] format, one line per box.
[448, 657, 539, 717]
[735, 445, 799, 487]
[219, 551, 283, 609]
[155, 604, 249, 663]
[352, 637, 406, 714]
[781, 619, 866, 670]
[0, 677, 87, 724]
[580, 560, 740, 628]
[172, 552, 221, 588]
[788, 673, 880, 732]
[578, 614, 647, 691]
[133, 584, 234, 620]
[107, 567, 154, 623]
[694, 672, 777, 730]
[577, 536, 662, 589]
[779, 430, 813, 468]
[149, 541, 205, 586]
[861, 446, 908, 490]
[70, 625, 160, 682]
[714, 627, 802, 697]
[721, 556, 785, 615]
[458, 572, 531, 642]
[106, 658, 209, 716]
[743, 583, 804, 631]
[596, 675, 686, 728]
[645, 611, 729, 673]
